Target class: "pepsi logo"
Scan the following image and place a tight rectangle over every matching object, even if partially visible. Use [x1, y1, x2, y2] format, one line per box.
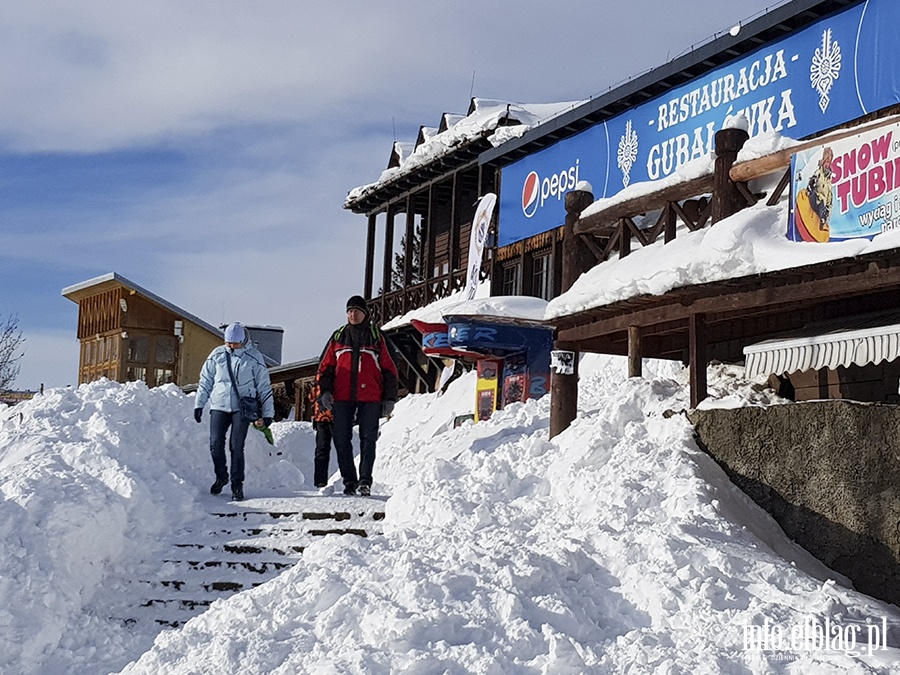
[521, 171, 539, 218]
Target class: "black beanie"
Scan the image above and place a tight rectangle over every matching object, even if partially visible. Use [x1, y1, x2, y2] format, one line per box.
[346, 295, 368, 315]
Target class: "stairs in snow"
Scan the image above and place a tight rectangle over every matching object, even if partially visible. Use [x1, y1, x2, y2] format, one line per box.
[106, 494, 386, 629]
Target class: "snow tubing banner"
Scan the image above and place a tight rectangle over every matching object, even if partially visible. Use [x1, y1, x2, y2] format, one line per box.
[789, 120, 900, 242]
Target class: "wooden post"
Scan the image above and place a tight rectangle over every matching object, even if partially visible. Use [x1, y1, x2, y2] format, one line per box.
[293, 379, 304, 421]
[404, 196, 415, 287]
[712, 127, 749, 224]
[664, 202, 677, 243]
[382, 205, 395, 295]
[551, 188, 595, 439]
[619, 217, 631, 258]
[423, 185, 433, 290]
[549, 342, 578, 439]
[364, 213, 377, 299]
[688, 313, 708, 408]
[562, 188, 595, 292]
[628, 325, 642, 378]
[449, 172, 460, 273]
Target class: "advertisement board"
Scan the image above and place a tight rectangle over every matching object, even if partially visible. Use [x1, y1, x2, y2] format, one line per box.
[499, 0, 900, 246]
[789, 121, 900, 241]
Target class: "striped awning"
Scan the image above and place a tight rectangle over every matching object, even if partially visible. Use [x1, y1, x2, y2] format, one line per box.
[743, 311, 900, 379]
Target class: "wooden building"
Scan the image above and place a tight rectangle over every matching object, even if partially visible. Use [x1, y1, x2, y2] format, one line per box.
[63, 273, 224, 388]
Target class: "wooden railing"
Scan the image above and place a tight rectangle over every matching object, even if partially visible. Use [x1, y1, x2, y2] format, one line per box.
[369, 262, 491, 327]
[571, 127, 796, 268]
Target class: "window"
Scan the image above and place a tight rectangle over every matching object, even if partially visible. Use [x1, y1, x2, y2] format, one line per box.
[532, 253, 553, 300]
[154, 368, 174, 386]
[126, 366, 147, 382]
[156, 336, 176, 364]
[128, 336, 148, 363]
[502, 262, 520, 295]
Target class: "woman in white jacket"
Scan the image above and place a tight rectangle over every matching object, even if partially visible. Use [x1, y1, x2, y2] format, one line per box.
[194, 322, 274, 501]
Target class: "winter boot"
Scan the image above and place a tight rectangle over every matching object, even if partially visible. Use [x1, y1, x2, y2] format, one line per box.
[210, 478, 228, 495]
[343, 483, 357, 496]
[358, 485, 371, 497]
[231, 483, 244, 501]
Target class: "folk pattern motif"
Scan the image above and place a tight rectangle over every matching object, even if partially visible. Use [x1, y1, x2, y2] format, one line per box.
[618, 119, 639, 187]
[810, 28, 841, 113]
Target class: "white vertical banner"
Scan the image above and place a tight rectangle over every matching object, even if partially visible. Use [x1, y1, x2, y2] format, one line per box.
[464, 192, 497, 300]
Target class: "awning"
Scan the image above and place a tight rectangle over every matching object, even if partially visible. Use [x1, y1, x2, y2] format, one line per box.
[743, 311, 900, 378]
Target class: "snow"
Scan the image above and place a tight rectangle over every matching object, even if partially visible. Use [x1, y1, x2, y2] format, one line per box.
[2, 354, 899, 674]
[345, 98, 581, 207]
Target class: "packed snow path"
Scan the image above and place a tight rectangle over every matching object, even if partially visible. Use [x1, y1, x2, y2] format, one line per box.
[91, 493, 386, 629]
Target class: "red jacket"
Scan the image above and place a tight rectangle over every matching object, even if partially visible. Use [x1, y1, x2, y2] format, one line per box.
[317, 322, 398, 403]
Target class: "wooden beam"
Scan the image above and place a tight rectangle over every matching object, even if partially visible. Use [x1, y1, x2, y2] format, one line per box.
[364, 213, 377, 299]
[688, 313, 707, 408]
[628, 325, 642, 377]
[550, 347, 579, 439]
[562, 189, 595, 292]
[449, 172, 460, 272]
[404, 196, 415, 287]
[423, 184, 434, 282]
[729, 112, 900, 183]
[712, 127, 749, 224]
[382, 205, 395, 296]
[557, 254, 900, 344]
[574, 174, 715, 236]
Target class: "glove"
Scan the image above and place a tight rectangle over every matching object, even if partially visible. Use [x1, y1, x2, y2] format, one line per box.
[382, 400, 395, 418]
[193, 408, 203, 423]
[262, 417, 273, 429]
[318, 391, 333, 412]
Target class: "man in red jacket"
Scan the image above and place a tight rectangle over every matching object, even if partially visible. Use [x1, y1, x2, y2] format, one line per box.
[316, 295, 398, 496]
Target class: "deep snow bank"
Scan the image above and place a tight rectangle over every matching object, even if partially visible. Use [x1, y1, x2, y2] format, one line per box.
[0, 379, 314, 674]
[117, 359, 900, 674]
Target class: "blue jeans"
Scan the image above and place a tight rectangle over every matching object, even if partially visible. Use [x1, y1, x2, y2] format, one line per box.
[209, 410, 251, 486]
[331, 401, 381, 488]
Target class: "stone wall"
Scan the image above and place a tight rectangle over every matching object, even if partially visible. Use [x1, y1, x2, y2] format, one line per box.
[690, 401, 900, 608]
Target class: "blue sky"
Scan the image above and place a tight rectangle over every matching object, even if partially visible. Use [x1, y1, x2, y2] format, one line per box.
[0, 0, 782, 389]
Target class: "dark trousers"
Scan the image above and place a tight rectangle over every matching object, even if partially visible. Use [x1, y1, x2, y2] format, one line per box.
[331, 401, 381, 488]
[313, 421, 333, 486]
[209, 410, 251, 487]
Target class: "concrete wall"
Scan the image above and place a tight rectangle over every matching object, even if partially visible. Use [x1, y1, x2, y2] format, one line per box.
[690, 401, 900, 608]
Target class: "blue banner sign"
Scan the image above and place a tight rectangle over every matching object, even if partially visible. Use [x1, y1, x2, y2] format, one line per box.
[499, 0, 900, 246]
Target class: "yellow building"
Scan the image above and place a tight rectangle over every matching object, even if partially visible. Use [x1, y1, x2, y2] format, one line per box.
[62, 273, 223, 388]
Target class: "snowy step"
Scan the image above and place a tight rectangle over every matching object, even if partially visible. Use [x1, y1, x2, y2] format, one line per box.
[108, 495, 387, 630]
[136, 578, 264, 594]
[207, 510, 386, 524]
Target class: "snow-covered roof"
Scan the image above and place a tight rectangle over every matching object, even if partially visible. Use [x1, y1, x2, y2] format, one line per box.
[345, 97, 581, 210]
[61, 272, 223, 338]
[388, 141, 417, 169]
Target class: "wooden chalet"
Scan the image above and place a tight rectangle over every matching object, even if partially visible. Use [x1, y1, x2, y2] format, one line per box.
[63, 273, 224, 388]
